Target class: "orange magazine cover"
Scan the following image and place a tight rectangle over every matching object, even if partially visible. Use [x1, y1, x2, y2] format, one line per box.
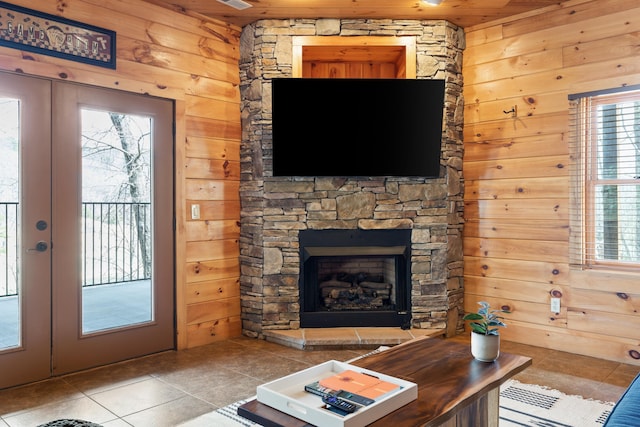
[318, 370, 400, 399]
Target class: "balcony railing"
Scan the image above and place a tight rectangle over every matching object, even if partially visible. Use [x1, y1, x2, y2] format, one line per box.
[0, 202, 151, 297]
[0, 202, 18, 298]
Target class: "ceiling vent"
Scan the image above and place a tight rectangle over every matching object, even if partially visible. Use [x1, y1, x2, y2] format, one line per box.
[216, 0, 252, 10]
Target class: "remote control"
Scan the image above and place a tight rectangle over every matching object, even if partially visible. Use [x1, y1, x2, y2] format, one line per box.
[304, 381, 336, 397]
[322, 394, 358, 413]
[336, 390, 375, 406]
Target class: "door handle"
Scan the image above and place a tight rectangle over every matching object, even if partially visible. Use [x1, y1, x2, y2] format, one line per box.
[26, 241, 48, 252]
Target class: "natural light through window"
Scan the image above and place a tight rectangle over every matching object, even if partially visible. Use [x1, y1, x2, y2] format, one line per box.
[570, 88, 640, 270]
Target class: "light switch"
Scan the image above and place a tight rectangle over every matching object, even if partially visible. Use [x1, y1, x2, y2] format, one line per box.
[191, 204, 200, 219]
[550, 297, 561, 313]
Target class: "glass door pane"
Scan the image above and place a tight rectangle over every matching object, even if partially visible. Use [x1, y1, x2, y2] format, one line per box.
[80, 109, 153, 334]
[0, 97, 20, 350]
[0, 71, 52, 389]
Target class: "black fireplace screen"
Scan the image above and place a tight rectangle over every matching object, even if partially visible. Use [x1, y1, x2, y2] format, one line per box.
[299, 229, 411, 328]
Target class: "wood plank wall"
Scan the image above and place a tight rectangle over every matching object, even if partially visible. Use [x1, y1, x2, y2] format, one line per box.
[7, 0, 640, 362]
[0, 0, 243, 349]
[463, 0, 640, 364]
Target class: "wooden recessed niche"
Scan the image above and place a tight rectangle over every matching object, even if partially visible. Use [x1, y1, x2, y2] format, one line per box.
[292, 36, 416, 79]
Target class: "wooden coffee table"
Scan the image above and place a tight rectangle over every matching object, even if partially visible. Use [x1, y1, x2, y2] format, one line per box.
[238, 336, 532, 427]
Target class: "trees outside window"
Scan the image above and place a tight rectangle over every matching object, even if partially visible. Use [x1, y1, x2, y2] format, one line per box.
[570, 88, 640, 269]
[81, 109, 152, 285]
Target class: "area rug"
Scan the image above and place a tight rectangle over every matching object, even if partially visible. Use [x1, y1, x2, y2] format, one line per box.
[178, 379, 615, 427]
[500, 379, 614, 426]
[37, 421, 104, 427]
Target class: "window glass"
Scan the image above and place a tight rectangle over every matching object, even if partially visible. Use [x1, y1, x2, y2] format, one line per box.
[570, 89, 640, 269]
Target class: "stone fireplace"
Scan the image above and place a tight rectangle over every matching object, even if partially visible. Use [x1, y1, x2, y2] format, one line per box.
[238, 18, 466, 339]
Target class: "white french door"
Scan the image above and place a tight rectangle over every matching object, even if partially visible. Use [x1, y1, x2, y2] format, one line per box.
[0, 72, 175, 389]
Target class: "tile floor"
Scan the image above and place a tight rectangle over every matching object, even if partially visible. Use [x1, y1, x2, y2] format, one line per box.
[0, 333, 638, 427]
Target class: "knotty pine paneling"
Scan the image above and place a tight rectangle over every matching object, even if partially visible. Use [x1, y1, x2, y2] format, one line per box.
[464, 219, 569, 241]
[464, 92, 570, 124]
[0, 0, 242, 350]
[465, 177, 569, 200]
[464, 237, 567, 264]
[464, 134, 567, 162]
[501, 0, 640, 40]
[186, 136, 240, 161]
[185, 203, 240, 223]
[302, 61, 398, 79]
[185, 158, 241, 180]
[464, 50, 564, 84]
[502, 320, 640, 365]
[464, 156, 569, 180]
[465, 3, 640, 66]
[186, 116, 241, 140]
[186, 258, 240, 283]
[186, 277, 240, 305]
[116, 38, 239, 82]
[567, 287, 640, 317]
[185, 94, 241, 120]
[186, 239, 240, 263]
[464, 276, 569, 305]
[187, 298, 241, 325]
[569, 269, 640, 293]
[464, 114, 569, 143]
[567, 309, 640, 342]
[463, 0, 640, 364]
[465, 256, 569, 285]
[186, 316, 242, 348]
[185, 180, 240, 201]
[562, 33, 640, 68]
[464, 199, 568, 221]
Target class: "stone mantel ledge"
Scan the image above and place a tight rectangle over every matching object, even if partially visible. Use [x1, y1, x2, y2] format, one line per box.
[358, 219, 414, 229]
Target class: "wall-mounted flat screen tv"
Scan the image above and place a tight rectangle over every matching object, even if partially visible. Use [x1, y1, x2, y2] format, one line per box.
[271, 78, 445, 177]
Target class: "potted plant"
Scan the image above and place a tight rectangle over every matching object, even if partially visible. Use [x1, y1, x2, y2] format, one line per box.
[463, 301, 510, 362]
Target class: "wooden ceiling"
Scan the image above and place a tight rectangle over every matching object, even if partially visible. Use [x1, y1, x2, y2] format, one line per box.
[147, 0, 570, 29]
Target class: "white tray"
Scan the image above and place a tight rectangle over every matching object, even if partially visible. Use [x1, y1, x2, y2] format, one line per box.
[256, 360, 417, 427]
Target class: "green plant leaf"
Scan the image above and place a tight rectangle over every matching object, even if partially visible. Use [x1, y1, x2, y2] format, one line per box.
[464, 301, 509, 336]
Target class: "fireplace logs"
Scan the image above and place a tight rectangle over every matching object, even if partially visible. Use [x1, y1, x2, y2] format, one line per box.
[319, 273, 393, 311]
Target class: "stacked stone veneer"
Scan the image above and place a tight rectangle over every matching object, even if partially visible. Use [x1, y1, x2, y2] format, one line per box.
[239, 18, 465, 338]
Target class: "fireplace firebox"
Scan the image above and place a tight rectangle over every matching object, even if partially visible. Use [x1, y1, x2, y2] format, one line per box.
[299, 229, 412, 328]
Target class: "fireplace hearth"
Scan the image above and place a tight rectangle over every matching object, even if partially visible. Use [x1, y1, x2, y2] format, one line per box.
[299, 229, 411, 328]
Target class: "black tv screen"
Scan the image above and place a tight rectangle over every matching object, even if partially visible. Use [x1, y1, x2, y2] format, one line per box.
[271, 78, 445, 177]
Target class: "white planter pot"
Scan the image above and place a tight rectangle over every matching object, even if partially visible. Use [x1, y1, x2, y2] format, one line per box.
[470, 332, 500, 362]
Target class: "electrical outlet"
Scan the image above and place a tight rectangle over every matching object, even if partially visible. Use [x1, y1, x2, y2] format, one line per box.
[550, 297, 561, 313]
[191, 204, 200, 220]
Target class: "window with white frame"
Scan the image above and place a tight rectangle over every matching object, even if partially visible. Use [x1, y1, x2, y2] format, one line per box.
[569, 87, 640, 270]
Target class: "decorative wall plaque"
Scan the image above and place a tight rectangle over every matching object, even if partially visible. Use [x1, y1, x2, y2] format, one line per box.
[0, 1, 116, 69]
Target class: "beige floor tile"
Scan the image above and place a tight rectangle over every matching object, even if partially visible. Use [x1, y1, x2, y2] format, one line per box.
[88, 378, 185, 418]
[0, 378, 83, 416]
[63, 370, 157, 396]
[534, 351, 620, 382]
[2, 396, 117, 427]
[195, 377, 263, 408]
[121, 395, 214, 427]
[100, 419, 133, 427]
